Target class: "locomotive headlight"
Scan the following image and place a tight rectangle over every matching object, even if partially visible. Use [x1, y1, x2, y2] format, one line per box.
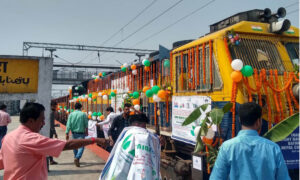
[270, 19, 291, 34]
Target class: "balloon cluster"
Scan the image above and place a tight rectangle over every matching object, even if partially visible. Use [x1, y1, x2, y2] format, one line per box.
[230, 59, 254, 82]
[228, 31, 241, 46]
[121, 63, 129, 72]
[131, 64, 137, 75]
[142, 59, 151, 72]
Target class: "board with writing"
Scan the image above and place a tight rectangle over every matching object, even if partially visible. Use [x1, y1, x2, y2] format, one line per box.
[0, 59, 39, 93]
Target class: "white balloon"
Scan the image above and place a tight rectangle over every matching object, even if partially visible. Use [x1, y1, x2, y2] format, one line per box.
[132, 69, 137, 75]
[205, 127, 215, 139]
[92, 75, 96, 78]
[88, 97, 92, 101]
[134, 104, 140, 111]
[231, 59, 243, 71]
[92, 116, 96, 120]
[98, 92, 103, 97]
[88, 111, 92, 115]
[123, 94, 128, 99]
[85, 95, 88, 98]
[103, 95, 108, 100]
[97, 117, 101, 121]
[69, 86, 72, 90]
[123, 63, 128, 68]
[194, 126, 201, 138]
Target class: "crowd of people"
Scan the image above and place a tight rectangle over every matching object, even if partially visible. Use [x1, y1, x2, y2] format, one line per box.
[0, 101, 292, 179]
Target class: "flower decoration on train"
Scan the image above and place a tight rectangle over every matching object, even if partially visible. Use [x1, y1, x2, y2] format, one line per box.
[227, 29, 241, 46]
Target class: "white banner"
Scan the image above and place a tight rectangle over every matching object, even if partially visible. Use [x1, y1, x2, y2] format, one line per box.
[111, 75, 130, 93]
[111, 93, 124, 113]
[171, 95, 211, 145]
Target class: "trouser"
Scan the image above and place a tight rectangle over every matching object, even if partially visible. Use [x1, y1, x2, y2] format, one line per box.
[0, 126, 7, 149]
[72, 133, 86, 159]
[49, 129, 56, 162]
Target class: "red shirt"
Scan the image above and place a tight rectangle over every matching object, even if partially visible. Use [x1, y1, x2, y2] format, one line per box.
[0, 125, 66, 180]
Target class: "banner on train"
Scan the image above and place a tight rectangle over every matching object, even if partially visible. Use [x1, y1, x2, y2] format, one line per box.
[171, 95, 211, 145]
[0, 59, 39, 93]
[111, 93, 123, 112]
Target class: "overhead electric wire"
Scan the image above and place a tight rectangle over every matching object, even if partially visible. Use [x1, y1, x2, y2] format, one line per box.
[287, 9, 299, 15]
[111, 0, 184, 47]
[76, 0, 158, 64]
[284, 2, 299, 9]
[131, 0, 216, 48]
[101, 0, 158, 46]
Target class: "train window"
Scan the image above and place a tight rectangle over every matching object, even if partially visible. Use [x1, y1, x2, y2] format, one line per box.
[229, 38, 286, 72]
[284, 42, 299, 66]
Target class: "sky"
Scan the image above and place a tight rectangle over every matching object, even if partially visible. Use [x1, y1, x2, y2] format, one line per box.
[0, 0, 299, 97]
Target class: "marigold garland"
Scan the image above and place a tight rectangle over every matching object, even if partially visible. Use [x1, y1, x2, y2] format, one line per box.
[181, 52, 184, 90]
[196, 45, 200, 86]
[223, 37, 232, 63]
[202, 43, 206, 85]
[284, 72, 293, 116]
[274, 70, 284, 120]
[209, 40, 213, 85]
[170, 52, 173, 83]
[188, 49, 191, 89]
[205, 146, 211, 174]
[231, 82, 237, 137]
[192, 47, 195, 89]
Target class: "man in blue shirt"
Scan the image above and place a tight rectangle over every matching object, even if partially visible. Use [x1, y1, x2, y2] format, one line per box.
[210, 102, 290, 180]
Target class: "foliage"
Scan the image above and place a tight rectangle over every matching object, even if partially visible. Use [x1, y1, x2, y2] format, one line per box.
[182, 102, 232, 167]
[264, 113, 299, 142]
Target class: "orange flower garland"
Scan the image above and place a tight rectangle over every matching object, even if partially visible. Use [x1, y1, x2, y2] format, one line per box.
[192, 47, 195, 89]
[196, 45, 200, 86]
[231, 82, 237, 137]
[209, 40, 213, 85]
[202, 43, 206, 85]
[274, 70, 284, 121]
[284, 72, 293, 116]
[181, 52, 184, 90]
[188, 49, 191, 89]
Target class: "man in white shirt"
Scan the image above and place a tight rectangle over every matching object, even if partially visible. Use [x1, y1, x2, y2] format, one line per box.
[97, 107, 117, 139]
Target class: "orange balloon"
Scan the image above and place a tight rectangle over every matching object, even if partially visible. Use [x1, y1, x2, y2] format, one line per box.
[100, 115, 105, 120]
[143, 86, 150, 93]
[130, 111, 135, 115]
[120, 65, 124, 69]
[131, 64, 136, 70]
[76, 98, 80, 103]
[113, 89, 117, 94]
[144, 66, 150, 72]
[132, 99, 140, 105]
[157, 90, 166, 99]
[98, 72, 102, 77]
[231, 71, 242, 82]
[157, 110, 160, 116]
[88, 115, 92, 119]
[92, 95, 97, 99]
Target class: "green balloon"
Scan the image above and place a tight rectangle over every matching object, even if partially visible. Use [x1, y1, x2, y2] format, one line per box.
[89, 93, 92, 98]
[92, 112, 97, 116]
[110, 91, 116, 97]
[109, 95, 111, 100]
[144, 60, 150, 67]
[152, 85, 160, 94]
[241, 65, 254, 77]
[102, 72, 106, 77]
[71, 109, 74, 112]
[146, 89, 154, 97]
[97, 112, 102, 116]
[164, 59, 170, 68]
[121, 67, 127, 72]
[93, 99, 96, 102]
[133, 91, 140, 99]
[129, 93, 133, 97]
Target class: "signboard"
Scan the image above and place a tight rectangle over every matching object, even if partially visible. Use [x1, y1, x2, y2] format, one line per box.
[277, 127, 299, 169]
[0, 59, 39, 93]
[111, 76, 130, 93]
[171, 95, 211, 145]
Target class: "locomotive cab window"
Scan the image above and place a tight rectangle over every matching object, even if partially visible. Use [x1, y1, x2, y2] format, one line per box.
[284, 42, 299, 66]
[229, 36, 286, 72]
